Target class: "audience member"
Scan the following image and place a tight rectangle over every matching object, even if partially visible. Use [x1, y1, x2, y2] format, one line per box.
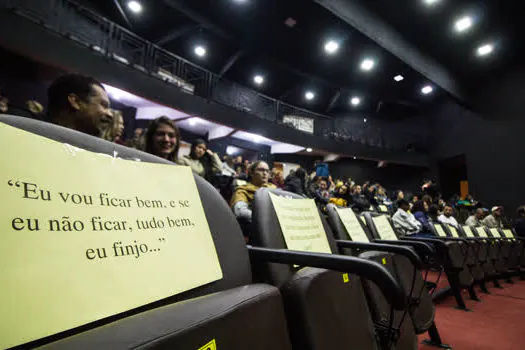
[422, 179, 439, 201]
[221, 155, 237, 177]
[428, 204, 440, 222]
[314, 178, 331, 205]
[481, 206, 503, 228]
[233, 156, 246, 176]
[284, 168, 308, 197]
[271, 169, 285, 189]
[515, 206, 525, 238]
[143, 116, 180, 163]
[127, 127, 144, 149]
[230, 161, 275, 224]
[352, 185, 370, 212]
[0, 95, 8, 113]
[465, 208, 485, 227]
[47, 74, 112, 136]
[392, 199, 423, 236]
[438, 206, 459, 228]
[330, 183, 352, 207]
[412, 200, 434, 234]
[179, 138, 222, 181]
[26, 100, 44, 116]
[101, 109, 125, 144]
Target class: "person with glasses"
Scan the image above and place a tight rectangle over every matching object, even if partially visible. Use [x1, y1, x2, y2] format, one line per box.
[230, 161, 276, 237]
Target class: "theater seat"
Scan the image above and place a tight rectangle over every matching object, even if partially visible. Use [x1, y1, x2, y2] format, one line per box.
[0, 115, 292, 350]
[251, 188, 416, 350]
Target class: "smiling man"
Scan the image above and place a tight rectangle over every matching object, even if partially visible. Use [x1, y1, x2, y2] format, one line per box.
[48, 74, 113, 136]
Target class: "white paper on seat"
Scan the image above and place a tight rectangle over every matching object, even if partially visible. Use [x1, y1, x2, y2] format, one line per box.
[270, 193, 331, 254]
[335, 207, 370, 243]
[434, 224, 447, 237]
[378, 205, 388, 213]
[490, 228, 503, 238]
[372, 215, 398, 241]
[502, 229, 515, 239]
[449, 226, 460, 238]
[463, 226, 475, 237]
[475, 227, 489, 238]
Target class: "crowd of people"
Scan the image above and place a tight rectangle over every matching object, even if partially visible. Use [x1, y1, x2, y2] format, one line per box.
[3, 73, 525, 240]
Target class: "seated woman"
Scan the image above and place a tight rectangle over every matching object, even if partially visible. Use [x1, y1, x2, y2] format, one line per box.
[330, 183, 352, 207]
[101, 109, 125, 145]
[412, 200, 435, 236]
[178, 138, 222, 181]
[284, 168, 308, 197]
[230, 161, 276, 226]
[143, 116, 180, 162]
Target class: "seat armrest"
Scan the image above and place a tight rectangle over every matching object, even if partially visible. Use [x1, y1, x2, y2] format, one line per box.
[247, 246, 406, 310]
[335, 240, 422, 269]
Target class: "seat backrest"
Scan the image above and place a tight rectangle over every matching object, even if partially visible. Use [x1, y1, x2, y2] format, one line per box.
[0, 116, 252, 307]
[433, 223, 448, 238]
[363, 212, 399, 241]
[325, 204, 372, 243]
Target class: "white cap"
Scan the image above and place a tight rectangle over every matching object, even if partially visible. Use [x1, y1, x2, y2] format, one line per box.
[491, 206, 500, 212]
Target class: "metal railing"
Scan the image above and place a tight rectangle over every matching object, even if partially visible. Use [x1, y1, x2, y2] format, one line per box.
[0, 0, 427, 152]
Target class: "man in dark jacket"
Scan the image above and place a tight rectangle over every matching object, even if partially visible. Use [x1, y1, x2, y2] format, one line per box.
[284, 168, 307, 197]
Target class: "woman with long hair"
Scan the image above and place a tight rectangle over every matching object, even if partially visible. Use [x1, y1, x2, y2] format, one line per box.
[143, 116, 181, 163]
[101, 109, 125, 144]
[179, 138, 222, 181]
[284, 167, 308, 197]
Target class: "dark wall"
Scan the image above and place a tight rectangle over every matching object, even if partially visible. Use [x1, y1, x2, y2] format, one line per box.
[430, 98, 525, 217]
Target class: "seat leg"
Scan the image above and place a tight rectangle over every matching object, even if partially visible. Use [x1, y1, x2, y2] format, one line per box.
[493, 279, 504, 289]
[448, 273, 472, 311]
[468, 286, 481, 302]
[479, 281, 490, 294]
[421, 322, 452, 349]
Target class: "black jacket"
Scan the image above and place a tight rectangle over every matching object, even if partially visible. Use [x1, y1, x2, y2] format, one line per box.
[284, 176, 307, 197]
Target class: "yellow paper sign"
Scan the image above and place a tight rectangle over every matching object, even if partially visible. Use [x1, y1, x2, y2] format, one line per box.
[270, 193, 331, 254]
[449, 226, 460, 238]
[342, 273, 350, 283]
[463, 226, 475, 238]
[378, 205, 388, 213]
[475, 227, 489, 238]
[502, 229, 515, 239]
[198, 339, 217, 350]
[489, 228, 502, 238]
[372, 216, 398, 241]
[0, 123, 222, 349]
[381, 257, 387, 265]
[335, 207, 370, 243]
[434, 224, 447, 237]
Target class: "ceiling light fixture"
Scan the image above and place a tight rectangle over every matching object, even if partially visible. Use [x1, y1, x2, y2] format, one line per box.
[305, 91, 315, 101]
[324, 40, 340, 54]
[455, 16, 473, 33]
[306, 148, 313, 152]
[351, 97, 361, 106]
[360, 58, 375, 71]
[127, 1, 143, 14]
[423, 0, 441, 5]
[363, 118, 367, 123]
[194, 45, 206, 57]
[253, 75, 264, 85]
[353, 156, 357, 160]
[476, 43, 494, 57]
[421, 85, 433, 95]
[394, 75, 404, 82]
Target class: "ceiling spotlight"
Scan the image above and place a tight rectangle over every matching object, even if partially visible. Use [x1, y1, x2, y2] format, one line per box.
[350, 97, 361, 106]
[306, 148, 313, 152]
[324, 40, 340, 54]
[305, 91, 315, 100]
[253, 75, 264, 85]
[360, 59, 375, 71]
[394, 75, 404, 82]
[353, 156, 357, 160]
[421, 85, 433, 95]
[476, 43, 494, 57]
[423, 0, 441, 5]
[455, 16, 473, 33]
[127, 1, 143, 14]
[194, 45, 206, 57]
[363, 118, 367, 123]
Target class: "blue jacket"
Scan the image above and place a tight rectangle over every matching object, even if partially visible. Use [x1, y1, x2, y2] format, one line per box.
[414, 211, 433, 233]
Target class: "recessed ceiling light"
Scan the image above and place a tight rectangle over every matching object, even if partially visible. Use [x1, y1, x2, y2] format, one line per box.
[254, 75, 264, 85]
[360, 59, 375, 71]
[306, 148, 313, 152]
[455, 16, 473, 33]
[305, 91, 315, 100]
[421, 85, 433, 95]
[394, 75, 404, 82]
[194, 45, 206, 57]
[127, 1, 143, 14]
[363, 118, 367, 123]
[423, 0, 441, 5]
[353, 156, 357, 160]
[324, 40, 340, 54]
[350, 97, 361, 106]
[476, 43, 494, 57]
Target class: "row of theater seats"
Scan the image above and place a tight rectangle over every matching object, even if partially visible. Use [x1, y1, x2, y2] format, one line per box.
[3, 115, 524, 350]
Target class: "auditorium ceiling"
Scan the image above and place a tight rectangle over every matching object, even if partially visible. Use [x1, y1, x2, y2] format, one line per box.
[75, 0, 525, 119]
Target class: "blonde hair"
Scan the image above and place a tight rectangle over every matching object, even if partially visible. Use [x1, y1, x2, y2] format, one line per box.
[26, 100, 44, 114]
[101, 109, 123, 141]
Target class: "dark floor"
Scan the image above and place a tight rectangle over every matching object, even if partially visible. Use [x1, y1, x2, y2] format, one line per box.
[419, 279, 525, 350]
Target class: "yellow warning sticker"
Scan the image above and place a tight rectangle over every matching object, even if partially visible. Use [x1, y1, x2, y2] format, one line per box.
[381, 257, 387, 265]
[198, 339, 217, 350]
[342, 273, 350, 283]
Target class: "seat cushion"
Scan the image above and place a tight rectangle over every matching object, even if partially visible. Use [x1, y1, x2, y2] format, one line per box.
[40, 284, 291, 350]
[280, 267, 379, 350]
